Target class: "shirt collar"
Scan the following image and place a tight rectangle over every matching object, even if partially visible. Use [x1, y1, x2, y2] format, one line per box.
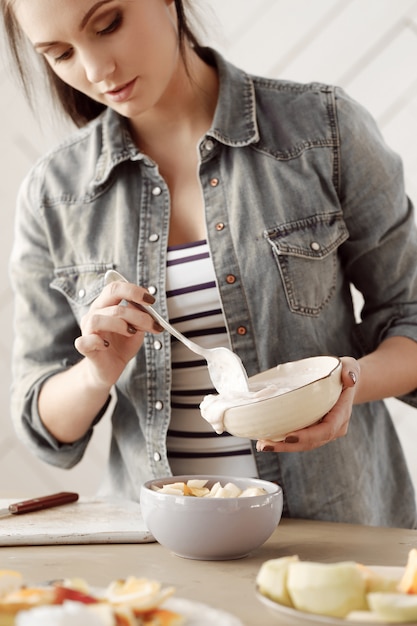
[202, 47, 260, 147]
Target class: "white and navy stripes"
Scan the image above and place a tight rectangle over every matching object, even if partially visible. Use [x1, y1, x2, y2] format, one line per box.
[166, 240, 258, 477]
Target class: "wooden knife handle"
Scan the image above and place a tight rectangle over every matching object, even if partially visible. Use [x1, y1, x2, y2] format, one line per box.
[9, 492, 79, 514]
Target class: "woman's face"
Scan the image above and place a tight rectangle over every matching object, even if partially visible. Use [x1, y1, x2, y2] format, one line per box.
[13, 0, 181, 120]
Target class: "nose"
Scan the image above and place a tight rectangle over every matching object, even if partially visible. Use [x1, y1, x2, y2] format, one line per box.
[81, 48, 116, 84]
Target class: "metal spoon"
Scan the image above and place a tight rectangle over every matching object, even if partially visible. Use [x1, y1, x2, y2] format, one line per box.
[104, 269, 249, 394]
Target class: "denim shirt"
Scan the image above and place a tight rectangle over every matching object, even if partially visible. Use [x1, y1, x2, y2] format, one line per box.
[10, 49, 417, 527]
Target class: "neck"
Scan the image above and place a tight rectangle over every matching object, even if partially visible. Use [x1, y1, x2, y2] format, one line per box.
[129, 47, 219, 152]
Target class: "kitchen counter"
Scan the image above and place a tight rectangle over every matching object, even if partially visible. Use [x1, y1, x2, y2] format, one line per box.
[2, 517, 417, 624]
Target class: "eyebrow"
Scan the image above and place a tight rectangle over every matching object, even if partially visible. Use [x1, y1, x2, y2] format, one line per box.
[80, 0, 114, 30]
[33, 0, 114, 50]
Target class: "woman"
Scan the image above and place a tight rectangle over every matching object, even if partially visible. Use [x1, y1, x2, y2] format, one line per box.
[4, 0, 417, 526]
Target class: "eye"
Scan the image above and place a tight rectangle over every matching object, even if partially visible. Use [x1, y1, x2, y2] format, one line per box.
[53, 47, 74, 63]
[97, 12, 122, 36]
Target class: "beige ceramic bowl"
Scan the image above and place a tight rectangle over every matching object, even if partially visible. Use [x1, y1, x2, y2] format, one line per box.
[223, 356, 342, 441]
[140, 475, 283, 560]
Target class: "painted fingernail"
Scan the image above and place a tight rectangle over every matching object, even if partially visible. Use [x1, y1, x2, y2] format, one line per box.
[103, 339, 110, 347]
[153, 322, 164, 333]
[261, 445, 275, 452]
[143, 292, 156, 304]
[127, 324, 137, 334]
[284, 435, 299, 444]
[349, 371, 357, 385]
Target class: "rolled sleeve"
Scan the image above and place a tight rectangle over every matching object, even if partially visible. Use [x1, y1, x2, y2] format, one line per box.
[335, 87, 417, 405]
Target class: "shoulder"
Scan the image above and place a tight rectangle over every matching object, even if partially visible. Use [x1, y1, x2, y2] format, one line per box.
[249, 72, 376, 155]
[19, 110, 135, 207]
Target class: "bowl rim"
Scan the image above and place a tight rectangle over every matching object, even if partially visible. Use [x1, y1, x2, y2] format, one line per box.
[225, 355, 342, 411]
[141, 474, 282, 500]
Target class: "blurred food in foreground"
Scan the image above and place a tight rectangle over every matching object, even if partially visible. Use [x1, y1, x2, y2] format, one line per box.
[256, 548, 417, 622]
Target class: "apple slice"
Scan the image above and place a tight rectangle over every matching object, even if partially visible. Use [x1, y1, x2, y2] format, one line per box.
[397, 548, 417, 594]
[287, 561, 367, 618]
[256, 555, 299, 607]
[53, 585, 99, 605]
[367, 591, 417, 622]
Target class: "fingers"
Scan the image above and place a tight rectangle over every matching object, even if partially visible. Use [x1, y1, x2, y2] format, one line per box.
[103, 279, 156, 310]
[75, 333, 110, 356]
[83, 304, 159, 337]
[340, 356, 360, 391]
[256, 356, 360, 453]
[79, 280, 163, 343]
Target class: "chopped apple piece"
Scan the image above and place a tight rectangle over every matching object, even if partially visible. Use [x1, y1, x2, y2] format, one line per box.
[368, 591, 417, 622]
[397, 548, 417, 594]
[186, 479, 208, 489]
[189, 487, 210, 497]
[154, 479, 267, 498]
[345, 609, 384, 622]
[208, 482, 222, 497]
[356, 564, 399, 593]
[256, 556, 299, 607]
[223, 483, 242, 498]
[287, 561, 367, 618]
[240, 487, 267, 497]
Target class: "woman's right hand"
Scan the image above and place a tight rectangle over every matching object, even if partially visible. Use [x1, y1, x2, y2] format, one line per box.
[74, 279, 163, 389]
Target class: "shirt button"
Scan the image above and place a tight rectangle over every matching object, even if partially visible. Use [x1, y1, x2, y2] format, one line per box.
[215, 222, 225, 231]
[153, 452, 161, 462]
[204, 139, 215, 151]
[148, 285, 157, 295]
[310, 241, 321, 251]
[153, 340, 162, 351]
[152, 186, 162, 196]
[155, 400, 163, 411]
[226, 274, 236, 284]
[149, 233, 159, 243]
[210, 178, 219, 187]
[78, 288, 86, 298]
[237, 326, 247, 336]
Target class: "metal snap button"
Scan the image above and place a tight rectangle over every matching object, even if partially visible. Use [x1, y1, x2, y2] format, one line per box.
[226, 274, 236, 284]
[153, 452, 161, 462]
[152, 186, 162, 196]
[153, 340, 162, 351]
[155, 400, 163, 411]
[310, 241, 321, 251]
[210, 178, 219, 187]
[149, 233, 159, 242]
[148, 285, 157, 295]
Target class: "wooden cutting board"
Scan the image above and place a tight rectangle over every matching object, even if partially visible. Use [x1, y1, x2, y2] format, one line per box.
[0, 497, 155, 545]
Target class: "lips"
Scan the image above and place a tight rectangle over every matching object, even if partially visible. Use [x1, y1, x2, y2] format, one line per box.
[104, 78, 136, 103]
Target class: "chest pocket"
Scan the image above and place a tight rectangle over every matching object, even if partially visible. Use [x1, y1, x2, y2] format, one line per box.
[264, 213, 349, 317]
[51, 263, 114, 322]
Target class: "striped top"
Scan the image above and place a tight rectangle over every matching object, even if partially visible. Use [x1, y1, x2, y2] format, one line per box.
[166, 240, 258, 477]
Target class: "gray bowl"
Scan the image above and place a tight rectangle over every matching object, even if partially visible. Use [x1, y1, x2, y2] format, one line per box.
[140, 475, 283, 560]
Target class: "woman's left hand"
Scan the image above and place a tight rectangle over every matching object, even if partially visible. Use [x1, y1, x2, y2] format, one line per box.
[256, 357, 360, 453]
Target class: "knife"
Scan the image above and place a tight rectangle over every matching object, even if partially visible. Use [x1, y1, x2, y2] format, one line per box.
[0, 491, 79, 518]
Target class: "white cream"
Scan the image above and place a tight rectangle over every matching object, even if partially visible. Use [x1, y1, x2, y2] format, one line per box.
[200, 369, 321, 435]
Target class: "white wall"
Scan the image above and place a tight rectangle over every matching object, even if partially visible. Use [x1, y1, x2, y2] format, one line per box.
[1, 0, 417, 499]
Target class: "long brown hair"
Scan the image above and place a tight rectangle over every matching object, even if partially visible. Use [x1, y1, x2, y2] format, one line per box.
[2, 0, 201, 127]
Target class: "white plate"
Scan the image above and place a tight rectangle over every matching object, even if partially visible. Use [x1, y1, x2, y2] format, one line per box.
[15, 596, 243, 626]
[256, 566, 417, 626]
[164, 597, 243, 625]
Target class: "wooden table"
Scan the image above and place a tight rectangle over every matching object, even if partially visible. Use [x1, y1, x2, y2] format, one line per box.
[2, 518, 417, 625]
